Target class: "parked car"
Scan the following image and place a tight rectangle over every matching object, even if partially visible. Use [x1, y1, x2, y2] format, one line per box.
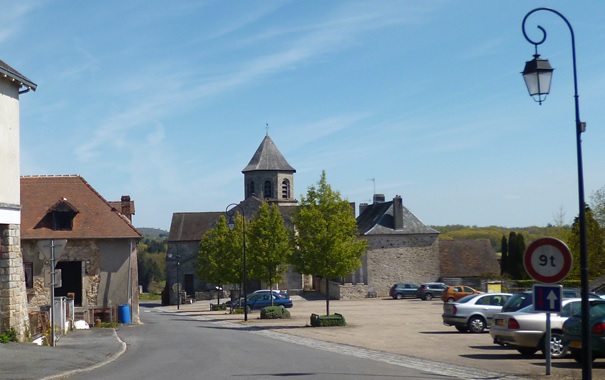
[441, 285, 483, 303]
[389, 283, 419, 299]
[442, 292, 512, 333]
[490, 298, 585, 358]
[563, 299, 605, 363]
[230, 290, 293, 310]
[416, 282, 448, 301]
[501, 289, 601, 313]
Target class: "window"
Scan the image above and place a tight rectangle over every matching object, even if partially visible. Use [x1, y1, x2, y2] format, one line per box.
[46, 198, 78, 231]
[247, 181, 255, 197]
[281, 179, 290, 199]
[264, 181, 272, 198]
[24, 262, 33, 289]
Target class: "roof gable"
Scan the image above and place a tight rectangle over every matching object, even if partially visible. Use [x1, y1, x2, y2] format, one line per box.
[357, 199, 439, 235]
[242, 134, 296, 173]
[20, 175, 140, 239]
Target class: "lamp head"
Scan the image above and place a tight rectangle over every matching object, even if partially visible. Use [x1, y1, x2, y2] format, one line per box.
[522, 53, 554, 105]
[228, 216, 235, 231]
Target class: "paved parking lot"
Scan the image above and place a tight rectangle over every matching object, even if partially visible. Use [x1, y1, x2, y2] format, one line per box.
[171, 295, 605, 380]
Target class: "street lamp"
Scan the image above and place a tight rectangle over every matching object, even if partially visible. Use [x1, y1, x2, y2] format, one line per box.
[167, 252, 181, 310]
[226, 203, 247, 322]
[522, 8, 591, 378]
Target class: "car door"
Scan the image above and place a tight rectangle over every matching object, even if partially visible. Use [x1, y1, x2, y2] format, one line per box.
[476, 294, 508, 325]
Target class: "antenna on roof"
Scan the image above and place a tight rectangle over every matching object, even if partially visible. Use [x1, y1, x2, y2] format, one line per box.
[366, 178, 376, 195]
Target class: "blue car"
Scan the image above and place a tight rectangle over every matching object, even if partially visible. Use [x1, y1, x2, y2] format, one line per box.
[244, 290, 293, 310]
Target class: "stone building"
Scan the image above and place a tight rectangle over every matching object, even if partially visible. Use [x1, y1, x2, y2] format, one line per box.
[166, 134, 301, 304]
[0, 59, 36, 340]
[339, 194, 441, 299]
[20, 175, 142, 324]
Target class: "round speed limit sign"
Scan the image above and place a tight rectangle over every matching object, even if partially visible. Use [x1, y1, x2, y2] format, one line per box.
[523, 237, 573, 283]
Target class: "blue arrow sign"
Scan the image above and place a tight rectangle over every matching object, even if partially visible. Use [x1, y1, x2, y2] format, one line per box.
[533, 284, 562, 313]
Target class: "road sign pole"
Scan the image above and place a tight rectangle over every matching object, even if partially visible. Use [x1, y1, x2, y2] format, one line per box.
[545, 312, 551, 375]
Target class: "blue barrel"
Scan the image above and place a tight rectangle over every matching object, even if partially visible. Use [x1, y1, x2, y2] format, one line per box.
[118, 304, 131, 324]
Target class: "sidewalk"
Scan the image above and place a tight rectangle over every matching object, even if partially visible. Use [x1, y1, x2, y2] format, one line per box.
[0, 327, 126, 380]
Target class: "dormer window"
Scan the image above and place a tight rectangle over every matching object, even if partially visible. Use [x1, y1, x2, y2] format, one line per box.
[47, 198, 79, 231]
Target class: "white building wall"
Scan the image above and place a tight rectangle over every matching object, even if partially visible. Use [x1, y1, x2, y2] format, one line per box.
[0, 79, 21, 224]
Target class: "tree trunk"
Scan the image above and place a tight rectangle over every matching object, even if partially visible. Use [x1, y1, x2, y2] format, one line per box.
[326, 279, 330, 315]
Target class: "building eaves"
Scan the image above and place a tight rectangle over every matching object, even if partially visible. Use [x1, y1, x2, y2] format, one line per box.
[0, 59, 37, 92]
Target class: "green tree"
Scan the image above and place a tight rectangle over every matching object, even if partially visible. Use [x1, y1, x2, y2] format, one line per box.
[567, 206, 605, 280]
[291, 171, 368, 315]
[590, 186, 605, 228]
[195, 215, 243, 297]
[247, 202, 294, 304]
[500, 235, 508, 276]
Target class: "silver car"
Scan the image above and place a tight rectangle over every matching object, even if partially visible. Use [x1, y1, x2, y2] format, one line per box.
[489, 298, 584, 358]
[442, 293, 512, 333]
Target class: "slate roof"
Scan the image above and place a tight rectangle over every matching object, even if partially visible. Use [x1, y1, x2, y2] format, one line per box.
[0, 59, 37, 92]
[168, 196, 298, 242]
[357, 199, 439, 235]
[20, 175, 140, 239]
[439, 239, 500, 278]
[242, 134, 296, 173]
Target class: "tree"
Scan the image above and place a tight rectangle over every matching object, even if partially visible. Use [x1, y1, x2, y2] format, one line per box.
[195, 215, 244, 301]
[500, 235, 508, 276]
[291, 171, 368, 315]
[567, 206, 605, 280]
[590, 186, 605, 228]
[247, 202, 293, 304]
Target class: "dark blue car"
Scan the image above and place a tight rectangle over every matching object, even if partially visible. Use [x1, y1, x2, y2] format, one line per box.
[244, 290, 293, 310]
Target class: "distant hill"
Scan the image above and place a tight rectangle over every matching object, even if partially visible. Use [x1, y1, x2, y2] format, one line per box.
[137, 227, 169, 238]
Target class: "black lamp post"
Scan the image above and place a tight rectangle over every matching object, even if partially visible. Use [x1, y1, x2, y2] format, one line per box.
[522, 8, 590, 378]
[168, 252, 181, 310]
[226, 203, 247, 322]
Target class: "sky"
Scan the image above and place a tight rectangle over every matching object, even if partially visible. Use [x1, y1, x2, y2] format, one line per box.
[2, 1, 605, 231]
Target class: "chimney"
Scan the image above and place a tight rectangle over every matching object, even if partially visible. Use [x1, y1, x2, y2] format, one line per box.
[373, 194, 385, 203]
[393, 195, 403, 230]
[359, 203, 369, 215]
[121, 195, 133, 221]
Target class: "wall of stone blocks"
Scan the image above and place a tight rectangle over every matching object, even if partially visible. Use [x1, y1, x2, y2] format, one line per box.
[0, 224, 29, 341]
[366, 234, 440, 297]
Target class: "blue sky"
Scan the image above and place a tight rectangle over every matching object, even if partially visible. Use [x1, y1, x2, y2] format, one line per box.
[3, 1, 605, 231]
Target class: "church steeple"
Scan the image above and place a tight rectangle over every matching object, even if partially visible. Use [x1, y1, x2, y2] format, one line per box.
[242, 134, 296, 204]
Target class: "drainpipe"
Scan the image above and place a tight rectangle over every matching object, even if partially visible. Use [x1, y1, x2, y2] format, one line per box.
[127, 239, 132, 322]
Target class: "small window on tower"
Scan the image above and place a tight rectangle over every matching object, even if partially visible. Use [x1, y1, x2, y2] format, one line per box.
[264, 181, 272, 199]
[281, 179, 290, 199]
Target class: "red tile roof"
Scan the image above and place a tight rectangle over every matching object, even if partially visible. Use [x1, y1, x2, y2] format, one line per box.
[20, 175, 141, 240]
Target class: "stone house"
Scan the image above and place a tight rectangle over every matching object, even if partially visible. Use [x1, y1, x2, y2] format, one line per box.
[0, 59, 36, 340]
[336, 194, 441, 299]
[20, 175, 142, 324]
[166, 134, 301, 304]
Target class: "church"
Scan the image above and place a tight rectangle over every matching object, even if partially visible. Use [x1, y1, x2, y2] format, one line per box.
[164, 133, 475, 303]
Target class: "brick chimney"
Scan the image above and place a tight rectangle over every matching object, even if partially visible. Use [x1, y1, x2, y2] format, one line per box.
[121, 195, 133, 221]
[373, 194, 385, 203]
[393, 195, 403, 230]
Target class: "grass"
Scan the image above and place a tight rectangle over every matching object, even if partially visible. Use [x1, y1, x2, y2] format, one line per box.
[139, 293, 161, 301]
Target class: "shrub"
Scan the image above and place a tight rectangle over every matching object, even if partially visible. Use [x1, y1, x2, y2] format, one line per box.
[260, 306, 291, 319]
[0, 328, 18, 343]
[210, 303, 227, 311]
[310, 313, 346, 327]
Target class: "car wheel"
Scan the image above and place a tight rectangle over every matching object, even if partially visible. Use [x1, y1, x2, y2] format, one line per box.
[467, 316, 486, 333]
[455, 326, 468, 333]
[543, 332, 567, 359]
[447, 297, 455, 303]
[517, 347, 539, 357]
[424, 293, 433, 301]
[396, 293, 403, 300]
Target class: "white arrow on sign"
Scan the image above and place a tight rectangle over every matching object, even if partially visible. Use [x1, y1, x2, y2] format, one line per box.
[547, 290, 559, 310]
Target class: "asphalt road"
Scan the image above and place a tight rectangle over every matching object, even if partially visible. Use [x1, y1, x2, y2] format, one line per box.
[67, 302, 460, 380]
